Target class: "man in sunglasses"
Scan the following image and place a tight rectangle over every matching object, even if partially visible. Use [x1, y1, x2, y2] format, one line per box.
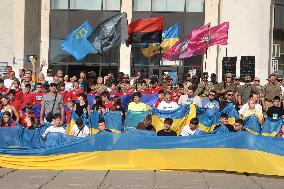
[219, 90, 239, 111]
[215, 73, 238, 102]
[202, 90, 219, 110]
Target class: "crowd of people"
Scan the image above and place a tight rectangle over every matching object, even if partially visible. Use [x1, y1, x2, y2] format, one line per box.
[0, 60, 284, 139]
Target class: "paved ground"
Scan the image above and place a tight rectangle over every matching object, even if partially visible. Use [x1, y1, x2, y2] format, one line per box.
[0, 169, 284, 189]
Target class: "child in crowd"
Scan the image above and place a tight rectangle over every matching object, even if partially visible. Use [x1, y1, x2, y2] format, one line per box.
[137, 114, 155, 131]
[65, 100, 75, 124]
[20, 103, 36, 126]
[71, 117, 90, 138]
[42, 113, 65, 138]
[233, 119, 246, 132]
[0, 111, 16, 127]
[157, 118, 177, 136]
[98, 119, 112, 133]
[180, 118, 201, 136]
[23, 114, 38, 130]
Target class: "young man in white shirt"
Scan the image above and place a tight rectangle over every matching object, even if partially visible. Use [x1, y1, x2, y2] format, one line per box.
[180, 118, 201, 136]
[71, 117, 90, 138]
[157, 92, 179, 111]
[239, 92, 262, 115]
[42, 113, 65, 138]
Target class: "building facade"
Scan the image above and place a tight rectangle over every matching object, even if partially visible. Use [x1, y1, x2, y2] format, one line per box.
[0, 0, 283, 83]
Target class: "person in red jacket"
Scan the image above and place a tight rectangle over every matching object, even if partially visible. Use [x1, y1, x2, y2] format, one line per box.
[139, 80, 152, 94]
[101, 91, 113, 109]
[70, 80, 84, 100]
[149, 78, 163, 94]
[0, 79, 9, 96]
[121, 81, 134, 96]
[33, 83, 45, 106]
[12, 80, 23, 103]
[58, 83, 71, 104]
[20, 103, 36, 126]
[8, 89, 22, 112]
[88, 82, 99, 95]
[22, 83, 35, 107]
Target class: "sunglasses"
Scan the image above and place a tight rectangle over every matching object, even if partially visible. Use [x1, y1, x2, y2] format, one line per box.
[227, 94, 234, 96]
[209, 94, 215, 96]
[235, 79, 240, 81]
[254, 80, 260, 82]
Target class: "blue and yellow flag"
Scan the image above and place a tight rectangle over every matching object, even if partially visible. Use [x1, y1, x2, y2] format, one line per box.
[141, 23, 180, 57]
[62, 21, 97, 60]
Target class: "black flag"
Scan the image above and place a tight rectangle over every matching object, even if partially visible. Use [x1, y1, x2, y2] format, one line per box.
[87, 12, 128, 54]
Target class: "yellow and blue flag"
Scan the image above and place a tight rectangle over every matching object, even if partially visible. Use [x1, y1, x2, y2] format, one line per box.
[62, 21, 97, 61]
[141, 23, 180, 57]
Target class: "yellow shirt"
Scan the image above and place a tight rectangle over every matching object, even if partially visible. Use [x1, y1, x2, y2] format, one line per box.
[242, 109, 263, 120]
[128, 102, 148, 112]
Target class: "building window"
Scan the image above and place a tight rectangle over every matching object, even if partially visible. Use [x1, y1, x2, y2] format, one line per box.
[103, 0, 121, 10]
[186, 0, 204, 12]
[152, 0, 185, 12]
[133, 0, 151, 11]
[275, 5, 284, 30]
[70, 0, 102, 10]
[51, 0, 68, 9]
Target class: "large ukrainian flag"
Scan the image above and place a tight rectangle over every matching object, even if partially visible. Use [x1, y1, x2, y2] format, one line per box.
[2, 127, 284, 176]
[141, 23, 180, 57]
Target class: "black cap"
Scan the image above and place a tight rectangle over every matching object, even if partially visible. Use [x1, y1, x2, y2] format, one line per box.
[75, 117, 84, 125]
[49, 83, 57, 87]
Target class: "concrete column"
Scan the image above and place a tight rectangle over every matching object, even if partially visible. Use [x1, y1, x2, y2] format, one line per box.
[204, 0, 219, 77]
[40, 0, 50, 76]
[120, 0, 132, 75]
[0, 0, 25, 77]
[205, 0, 272, 84]
[0, 0, 14, 66]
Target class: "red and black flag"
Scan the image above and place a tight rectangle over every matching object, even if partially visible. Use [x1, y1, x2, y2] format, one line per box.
[128, 17, 164, 44]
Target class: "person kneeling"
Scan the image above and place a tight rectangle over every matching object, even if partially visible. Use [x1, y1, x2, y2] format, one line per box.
[214, 113, 235, 132]
[98, 120, 112, 133]
[42, 113, 65, 138]
[180, 118, 201, 136]
[157, 118, 177, 136]
[71, 117, 90, 138]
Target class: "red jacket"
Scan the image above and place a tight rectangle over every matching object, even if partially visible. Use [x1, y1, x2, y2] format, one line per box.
[70, 88, 84, 100]
[22, 92, 35, 106]
[59, 90, 71, 104]
[34, 91, 45, 105]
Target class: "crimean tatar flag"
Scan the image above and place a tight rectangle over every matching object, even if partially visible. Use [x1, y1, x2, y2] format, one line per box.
[61, 21, 97, 61]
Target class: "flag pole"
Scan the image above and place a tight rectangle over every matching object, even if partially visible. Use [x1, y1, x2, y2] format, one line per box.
[131, 54, 138, 91]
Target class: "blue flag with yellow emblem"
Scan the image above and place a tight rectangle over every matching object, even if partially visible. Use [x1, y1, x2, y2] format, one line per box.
[62, 21, 97, 60]
[141, 23, 180, 57]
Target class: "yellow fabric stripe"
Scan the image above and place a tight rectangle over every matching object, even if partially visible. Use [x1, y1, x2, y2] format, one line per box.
[90, 129, 121, 134]
[245, 128, 259, 135]
[262, 132, 278, 137]
[198, 123, 216, 132]
[1, 148, 284, 176]
[141, 38, 179, 57]
[228, 117, 235, 125]
[66, 118, 75, 135]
